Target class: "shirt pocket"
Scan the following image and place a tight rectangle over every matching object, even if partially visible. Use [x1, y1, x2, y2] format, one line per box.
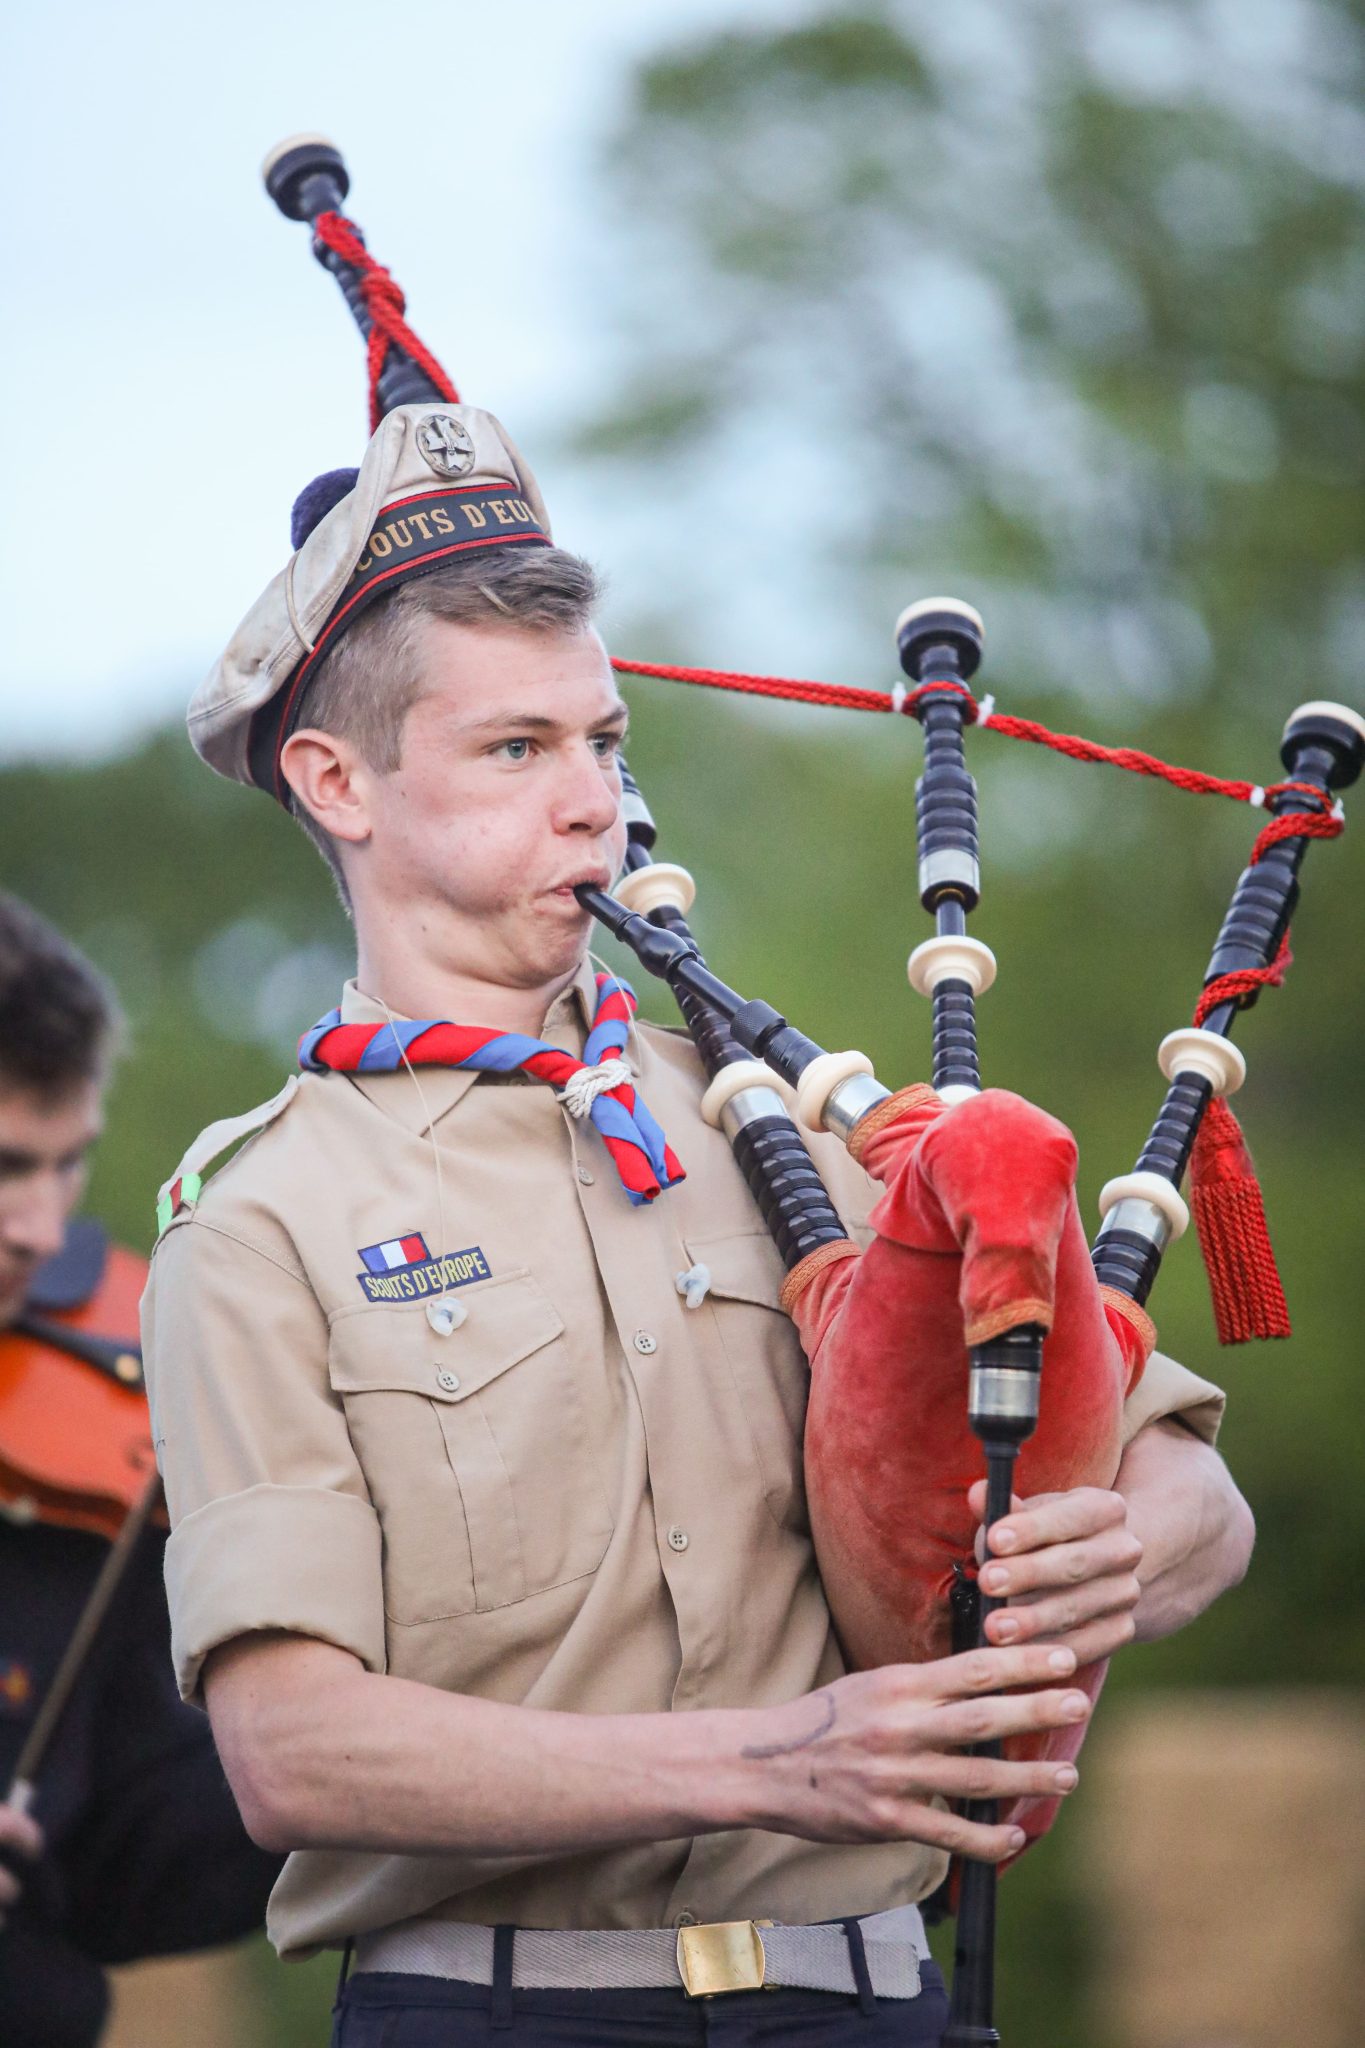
[328, 1271, 614, 1623]
[684, 1229, 809, 1533]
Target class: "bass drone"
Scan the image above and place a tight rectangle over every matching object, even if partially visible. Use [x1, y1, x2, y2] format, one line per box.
[259, 134, 1362, 2048]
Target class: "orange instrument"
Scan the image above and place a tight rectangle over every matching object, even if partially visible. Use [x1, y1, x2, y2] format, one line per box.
[0, 1219, 158, 1543]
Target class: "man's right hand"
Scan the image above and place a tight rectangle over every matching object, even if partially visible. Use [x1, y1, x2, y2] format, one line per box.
[740, 1643, 1089, 1862]
[0, 1800, 44, 1924]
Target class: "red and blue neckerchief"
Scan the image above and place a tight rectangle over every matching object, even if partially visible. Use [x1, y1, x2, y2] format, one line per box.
[299, 972, 684, 1206]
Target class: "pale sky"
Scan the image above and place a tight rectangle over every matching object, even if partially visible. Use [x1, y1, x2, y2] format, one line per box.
[0, 0, 808, 759]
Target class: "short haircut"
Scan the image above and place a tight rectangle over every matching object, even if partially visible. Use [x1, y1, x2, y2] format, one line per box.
[287, 545, 604, 903]
[0, 894, 121, 1101]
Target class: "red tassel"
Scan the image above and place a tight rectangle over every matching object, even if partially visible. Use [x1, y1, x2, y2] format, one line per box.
[1189, 1097, 1291, 1343]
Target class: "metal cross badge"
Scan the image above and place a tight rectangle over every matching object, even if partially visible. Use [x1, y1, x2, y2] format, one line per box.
[415, 412, 476, 478]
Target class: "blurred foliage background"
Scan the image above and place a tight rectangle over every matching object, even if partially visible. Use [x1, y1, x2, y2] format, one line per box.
[8, 4, 1363, 2042]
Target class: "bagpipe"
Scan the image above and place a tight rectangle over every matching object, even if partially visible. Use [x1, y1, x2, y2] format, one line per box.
[261, 136, 1363, 2045]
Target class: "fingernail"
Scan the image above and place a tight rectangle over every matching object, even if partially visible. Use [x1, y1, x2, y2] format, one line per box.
[992, 1528, 1018, 1553]
[1047, 1649, 1076, 1673]
[993, 1617, 1020, 1642]
[1064, 1692, 1090, 1718]
[1009, 1828, 1027, 1851]
[1055, 1766, 1078, 1790]
[982, 1567, 1009, 1595]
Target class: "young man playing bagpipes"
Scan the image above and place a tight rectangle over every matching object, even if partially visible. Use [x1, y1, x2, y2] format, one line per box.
[0, 895, 280, 2047]
[140, 385, 1254, 2045]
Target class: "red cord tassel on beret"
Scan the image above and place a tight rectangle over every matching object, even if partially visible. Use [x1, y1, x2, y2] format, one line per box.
[1190, 1095, 1290, 1343]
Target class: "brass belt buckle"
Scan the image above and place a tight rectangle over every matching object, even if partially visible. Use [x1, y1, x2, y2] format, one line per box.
[676, 1919, 771, 1998]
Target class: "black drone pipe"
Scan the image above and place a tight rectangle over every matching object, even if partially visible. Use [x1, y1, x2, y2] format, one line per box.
[1090, 704, 1363, 1307]
[263, 136, 444, 415]
[891, 599, 1042, 2048]
[613, 765, 851, 1269]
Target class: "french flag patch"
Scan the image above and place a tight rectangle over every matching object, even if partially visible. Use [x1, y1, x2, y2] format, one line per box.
[359, 1232, 431, 1275]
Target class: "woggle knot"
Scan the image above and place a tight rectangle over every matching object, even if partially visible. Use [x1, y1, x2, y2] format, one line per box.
[557, 1058, 632, 1119]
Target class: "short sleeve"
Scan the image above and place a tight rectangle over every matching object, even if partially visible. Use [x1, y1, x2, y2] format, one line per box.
[1121, 1347, 1225, 1448]
[142, 1218, 385, 1700]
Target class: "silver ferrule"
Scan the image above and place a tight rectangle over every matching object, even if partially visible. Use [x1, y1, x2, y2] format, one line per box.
[918, 848, 980, 899]
[969, 1364, 1043, 1429]
[719, 1086, 792, 1140]
[824, 1073, 893, 1145]
[1096, 1198, 1174, 1253]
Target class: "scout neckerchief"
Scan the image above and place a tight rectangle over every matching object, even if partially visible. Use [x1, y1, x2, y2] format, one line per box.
[299, 972, 684, 1206]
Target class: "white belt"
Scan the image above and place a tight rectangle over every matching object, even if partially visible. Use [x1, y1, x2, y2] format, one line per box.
[354, 1904, 929, 2000]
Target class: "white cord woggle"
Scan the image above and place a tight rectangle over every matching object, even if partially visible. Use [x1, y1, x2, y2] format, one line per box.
[675, 1263, 712, 1309]
[557, 1058, 632, 1120]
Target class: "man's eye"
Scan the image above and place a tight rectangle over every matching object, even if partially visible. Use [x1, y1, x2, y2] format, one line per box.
[497, 738, 533, 762]
[591, 733, 623, 760]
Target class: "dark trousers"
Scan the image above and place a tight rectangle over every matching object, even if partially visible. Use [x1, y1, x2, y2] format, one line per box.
[330, 1958, 950, 2046]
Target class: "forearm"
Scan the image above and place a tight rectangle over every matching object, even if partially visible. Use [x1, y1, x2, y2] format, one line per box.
[1117, 1420, 1255, 1643]
[209, 1635, 759, 1858]
[208, 1633, 1091, 1865]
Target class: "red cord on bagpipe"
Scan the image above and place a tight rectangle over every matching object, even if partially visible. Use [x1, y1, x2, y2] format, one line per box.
[610, 655, 1348, 1346]
[312, 210, 460, 429]
[610, 659, 1347, 840]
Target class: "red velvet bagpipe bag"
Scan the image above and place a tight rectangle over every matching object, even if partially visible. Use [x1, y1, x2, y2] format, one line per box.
[788, 1082, 1155, 1849]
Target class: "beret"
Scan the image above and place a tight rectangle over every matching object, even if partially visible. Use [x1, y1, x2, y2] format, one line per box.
[188, 403, 552, 798]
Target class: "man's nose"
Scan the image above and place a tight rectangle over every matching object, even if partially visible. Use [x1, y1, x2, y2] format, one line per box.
[555, 746, 621, 835]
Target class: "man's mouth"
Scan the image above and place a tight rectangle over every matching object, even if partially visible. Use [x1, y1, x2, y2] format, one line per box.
[548, 870, 611, 900]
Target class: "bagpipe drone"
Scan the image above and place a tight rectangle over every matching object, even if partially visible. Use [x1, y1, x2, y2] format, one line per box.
[260, 136, 1362, 2048]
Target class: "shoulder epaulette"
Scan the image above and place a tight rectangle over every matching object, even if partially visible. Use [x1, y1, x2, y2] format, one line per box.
[155, 1075, 301, 1235]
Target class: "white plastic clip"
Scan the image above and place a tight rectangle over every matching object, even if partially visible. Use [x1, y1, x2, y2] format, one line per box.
[426, 1297, 468, 1336]
[675, 1263, 712, 1310]
[975, 693, 995, 727]
[1248, 785, 1266, 808]
[890, 680, 908, 714]
[558, 1059, 631, 1119]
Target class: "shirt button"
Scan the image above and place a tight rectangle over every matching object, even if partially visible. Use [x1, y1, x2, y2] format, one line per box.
[576, 1163, 595, 1186]
[673, 1909, 698, 1928]
[667, 1526, 689, 1552]
[633, 1331, 658, 1355]
[436, 1370, 461, 1393]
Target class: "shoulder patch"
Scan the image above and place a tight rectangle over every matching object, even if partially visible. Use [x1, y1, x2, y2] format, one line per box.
[156, 1075, 301, 1235]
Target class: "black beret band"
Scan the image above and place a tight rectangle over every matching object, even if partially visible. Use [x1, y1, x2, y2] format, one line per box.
[248, 482, 550, 800]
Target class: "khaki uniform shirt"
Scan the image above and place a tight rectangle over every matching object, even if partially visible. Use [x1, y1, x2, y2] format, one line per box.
[142, 966, 1225, 1958]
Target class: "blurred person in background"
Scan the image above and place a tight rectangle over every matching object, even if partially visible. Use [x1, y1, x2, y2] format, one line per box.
[141, 399, 1253, 2047]
[0, 893, 280, 2048]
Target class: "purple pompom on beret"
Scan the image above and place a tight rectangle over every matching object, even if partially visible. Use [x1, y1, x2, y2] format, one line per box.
[290, 468, 361, 551]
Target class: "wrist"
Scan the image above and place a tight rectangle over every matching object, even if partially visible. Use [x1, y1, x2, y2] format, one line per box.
[681, 1703, 792, 1835]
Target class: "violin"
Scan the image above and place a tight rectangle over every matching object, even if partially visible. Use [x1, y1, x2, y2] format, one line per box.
[0, 1218, 158, 1544]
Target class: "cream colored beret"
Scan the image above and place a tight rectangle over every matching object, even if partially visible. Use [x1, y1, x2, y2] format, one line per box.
[188, 401, 551, 797]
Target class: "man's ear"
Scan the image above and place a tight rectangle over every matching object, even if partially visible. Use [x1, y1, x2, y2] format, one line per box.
[280, 728, 374, 845]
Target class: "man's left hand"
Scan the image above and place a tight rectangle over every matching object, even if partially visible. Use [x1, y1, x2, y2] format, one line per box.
[970, 1482, 1144, 1667]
